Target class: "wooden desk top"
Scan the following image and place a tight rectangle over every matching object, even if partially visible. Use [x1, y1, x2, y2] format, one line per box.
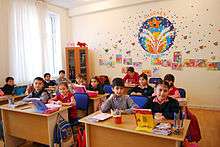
[0, 103, 69, 117]
[0, 95, 25, 102]
[89, 94, 108, 100]
[80, 111, 190, 142]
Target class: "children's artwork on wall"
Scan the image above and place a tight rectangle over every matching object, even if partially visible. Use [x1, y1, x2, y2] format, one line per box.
[195, 59, 207, 67]
[172, 63, 182, 70]
[173, 51, 182, 64]
[99, 59, 115, 68]
[99, 59, 104, 66]
[161, 59, 172, 67]
[116, 54, 122, 63]
[138, 16, 176, 56]
[183, 59, 196, 67]
[123, 58, 132, 65]
[133, 62, 142, 69]
[152, 67, 160, 77]
[183, 59, 207, 68]
[121, 67, 128, 74]
[151, 57, 162, 65]
[142, 69, 152, 77]
[207, 62, 220, 70]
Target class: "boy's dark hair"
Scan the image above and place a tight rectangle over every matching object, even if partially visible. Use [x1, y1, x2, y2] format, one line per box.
[112, 78, 124, 88]
[59, 70, 65, 75]
[33, 77, 44, 83]
[127, 67, 134, 73]
[139, 73, 148, 81]
[164, 74, 175, 82]
[155, 80, 170, 89]
[44, 73, 51, 78]
[5, 77, 14, 83]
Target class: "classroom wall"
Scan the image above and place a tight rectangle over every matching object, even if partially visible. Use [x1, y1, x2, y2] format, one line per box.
[0, 2, 70, 86]
[70, 0, 220, 109]
[0, 0, 10, 86]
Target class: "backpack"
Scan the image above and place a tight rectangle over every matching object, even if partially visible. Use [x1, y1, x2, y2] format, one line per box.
[77, 127, 86, 147]
[185, 107, 201, 142]
[53, 113, 74, 147]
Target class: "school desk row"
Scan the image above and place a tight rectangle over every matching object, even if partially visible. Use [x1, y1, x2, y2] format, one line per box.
[0, 102, 190, 147]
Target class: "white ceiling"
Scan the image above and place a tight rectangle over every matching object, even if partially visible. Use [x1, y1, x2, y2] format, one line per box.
[47, 0, 107, 9]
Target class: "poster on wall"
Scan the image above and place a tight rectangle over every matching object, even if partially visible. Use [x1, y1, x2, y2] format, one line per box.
[161, 59, 172, 67]
[133, 62, 142, 69]
[183, 59, 207, 67]
[116, 54, 122, 63]
[171, 63, 182, 70]
[207, 62, 220, 70]
[173, 51, 182, 64]
[142, 69, 152, 77]
[123, 58, 132, 65]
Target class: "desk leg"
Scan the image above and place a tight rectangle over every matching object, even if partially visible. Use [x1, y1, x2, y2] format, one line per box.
[175, 141, 181, 147]
[85, 124, 90, 147]
[1, 110, 25, 147]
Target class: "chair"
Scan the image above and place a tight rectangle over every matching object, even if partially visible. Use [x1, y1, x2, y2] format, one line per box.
[178, 88, 186, 98]
[149, 78, 162, 84]
[103, 84, 113, 94]
[96, 75, 110, 86]
[74, 93, 89, 114]
[129, 95, 149, 109]
[14, 85, 27, 95]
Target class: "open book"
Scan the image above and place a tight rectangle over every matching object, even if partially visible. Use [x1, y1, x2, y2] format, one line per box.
[89, 113, 112, 122]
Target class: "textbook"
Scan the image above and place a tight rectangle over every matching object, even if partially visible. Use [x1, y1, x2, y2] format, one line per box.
[133, 108, 156, 132]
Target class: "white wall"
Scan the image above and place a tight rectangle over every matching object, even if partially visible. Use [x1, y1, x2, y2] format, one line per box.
[0, 0, 10, 86]
[70, 0, 220, 109]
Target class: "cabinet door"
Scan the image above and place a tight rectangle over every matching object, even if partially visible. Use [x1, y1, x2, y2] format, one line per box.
[66, 49, 76, 82]
[79, 48, 88, 80]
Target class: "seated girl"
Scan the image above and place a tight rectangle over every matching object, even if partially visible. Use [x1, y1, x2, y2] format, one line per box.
[49, 82, 77, 142]
[144, 80, 180, 120]
[75, 74, 87, 86]
[128, 73, 154, 97]
[164, 74, 180, 99]
[86, 77, 104, 94]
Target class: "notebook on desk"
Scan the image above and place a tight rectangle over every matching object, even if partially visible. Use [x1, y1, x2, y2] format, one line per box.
[31, 99, 61, 113]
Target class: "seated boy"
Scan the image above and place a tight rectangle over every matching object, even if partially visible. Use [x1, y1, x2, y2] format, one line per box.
[123, 66, 139, 85]
[164, 74, 180, 99]
[44, 73, 57, 88]
[2, 77, 15, 95]
[56, 70, 71, 85]
[101, 78, 138, 114]
[23, 77, 49, 103]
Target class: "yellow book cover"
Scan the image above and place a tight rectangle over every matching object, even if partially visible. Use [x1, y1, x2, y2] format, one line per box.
[134, 109, 156, 132]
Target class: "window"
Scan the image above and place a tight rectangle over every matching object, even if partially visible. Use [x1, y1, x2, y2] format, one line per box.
[45, 11, 62, 76]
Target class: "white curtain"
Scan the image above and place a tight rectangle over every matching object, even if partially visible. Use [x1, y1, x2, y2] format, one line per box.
[9, 0, 62, 83]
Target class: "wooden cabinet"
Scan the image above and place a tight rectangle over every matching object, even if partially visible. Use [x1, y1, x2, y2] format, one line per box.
[65, 47, 90, 82]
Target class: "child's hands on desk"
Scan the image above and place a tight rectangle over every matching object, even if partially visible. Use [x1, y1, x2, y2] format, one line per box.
[154, 113, 165, 123]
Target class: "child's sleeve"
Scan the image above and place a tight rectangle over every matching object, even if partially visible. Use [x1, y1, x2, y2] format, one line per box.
[100, 96, 112, 113]
[163, 99, 180, 119]
[123, 97, 139, 114]
[39, 92, 49, 103]
[22, 92, 33, 102]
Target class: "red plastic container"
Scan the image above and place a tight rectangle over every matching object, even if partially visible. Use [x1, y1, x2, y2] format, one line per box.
[114, 115, 122, 124]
